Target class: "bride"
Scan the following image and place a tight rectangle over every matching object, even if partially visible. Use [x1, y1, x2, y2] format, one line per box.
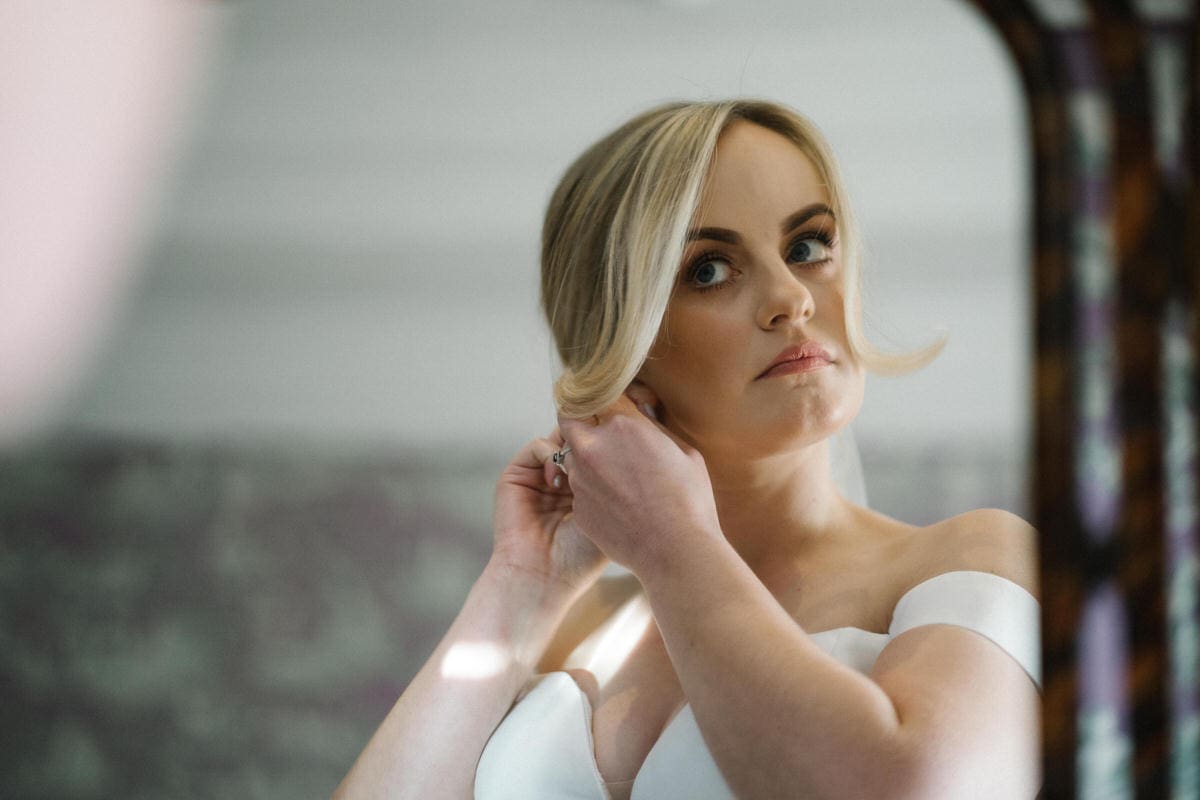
[336, 99, 1041, 799]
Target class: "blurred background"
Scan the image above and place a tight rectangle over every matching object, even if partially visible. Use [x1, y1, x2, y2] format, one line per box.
[0, 0, 1031, 796]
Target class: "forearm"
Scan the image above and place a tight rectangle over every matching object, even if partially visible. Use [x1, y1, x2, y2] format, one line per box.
[334, 560, 577, 800]
[639, 536, 918, 800]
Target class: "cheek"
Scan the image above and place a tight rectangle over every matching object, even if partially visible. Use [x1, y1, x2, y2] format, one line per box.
[818, 283, 850, 334]
[645, 309, 745, 408]
[664, 307, 745, 373]
[839, 367, 867, 421]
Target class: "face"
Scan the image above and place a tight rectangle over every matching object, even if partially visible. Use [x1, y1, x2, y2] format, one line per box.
[637, 120, 865, 460]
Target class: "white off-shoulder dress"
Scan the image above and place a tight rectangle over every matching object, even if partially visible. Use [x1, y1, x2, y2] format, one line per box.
[473, 570, 1041, 800]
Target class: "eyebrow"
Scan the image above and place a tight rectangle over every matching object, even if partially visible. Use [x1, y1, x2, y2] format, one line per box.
[685, 203, 836, 245]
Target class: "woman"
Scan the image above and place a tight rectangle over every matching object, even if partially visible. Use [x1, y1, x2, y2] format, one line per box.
[336, 100, 1041, 799]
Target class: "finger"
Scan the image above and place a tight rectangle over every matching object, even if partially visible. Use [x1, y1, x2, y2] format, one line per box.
[544, 454, 571, 492]
[624, 381, 660, 422]
[529, 436, 558, 465]
[544, 425, 574, 489]
[609, 393, 700, 457]
[651, 418, 700, 457]
[556, 411, 594, 442]
[530, 436, 571, 491]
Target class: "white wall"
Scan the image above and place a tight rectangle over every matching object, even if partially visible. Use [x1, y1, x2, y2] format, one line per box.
[63, 0, 1031, 469]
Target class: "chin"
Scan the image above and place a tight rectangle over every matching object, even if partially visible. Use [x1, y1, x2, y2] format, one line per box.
[717, 411, 855, 461]
[670, 381, 865, 459]
[770, 397, 863, 452]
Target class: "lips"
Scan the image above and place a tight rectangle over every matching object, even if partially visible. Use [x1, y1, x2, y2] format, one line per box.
[756, 342, 833, 379]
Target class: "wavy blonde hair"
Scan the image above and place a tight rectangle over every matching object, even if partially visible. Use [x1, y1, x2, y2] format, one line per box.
[541, 99, 943, 419]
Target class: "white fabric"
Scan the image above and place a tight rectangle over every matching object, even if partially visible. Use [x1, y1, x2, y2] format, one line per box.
[474, 672, 607, 798]
[888, 570, 1042, 686]
[474, 570, 1040, 800]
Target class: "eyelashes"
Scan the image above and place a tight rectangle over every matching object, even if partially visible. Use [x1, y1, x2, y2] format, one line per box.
[683, 229, 839, 294]
[685, 251, 735, 292]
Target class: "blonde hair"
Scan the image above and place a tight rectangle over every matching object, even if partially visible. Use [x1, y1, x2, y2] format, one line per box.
[541, 99, 943, 419]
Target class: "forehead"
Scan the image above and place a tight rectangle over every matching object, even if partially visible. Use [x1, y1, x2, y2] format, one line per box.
[695, 121, 829, 228]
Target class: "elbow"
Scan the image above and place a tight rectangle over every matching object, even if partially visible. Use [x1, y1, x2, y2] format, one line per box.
[857, 768, 943, 800]
[850, 741, 956, 800]
[875, 765, 947, 800]
[863, 750, 1026, 800]
[872, 730, 1040, 799]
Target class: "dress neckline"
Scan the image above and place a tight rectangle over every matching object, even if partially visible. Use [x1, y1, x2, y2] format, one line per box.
[552, 570, 1014, 797]
[553, 625, 891, 796]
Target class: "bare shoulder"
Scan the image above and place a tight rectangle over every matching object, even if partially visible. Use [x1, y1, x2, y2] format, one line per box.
[914, 508, 1039, 599]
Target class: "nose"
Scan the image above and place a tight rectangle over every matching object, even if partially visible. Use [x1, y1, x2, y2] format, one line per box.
[756, 259, 816, 330]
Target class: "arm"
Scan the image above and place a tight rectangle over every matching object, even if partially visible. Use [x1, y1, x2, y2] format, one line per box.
[335, 431, 609, 799]
[557, 402, 1038, 799]
[333, 561, 576, 800]
[639, 513, 1040, 800]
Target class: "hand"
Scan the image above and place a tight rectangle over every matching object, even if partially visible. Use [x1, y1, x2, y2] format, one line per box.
[490, 428, 608, 598]
[556, 388, 723, 579]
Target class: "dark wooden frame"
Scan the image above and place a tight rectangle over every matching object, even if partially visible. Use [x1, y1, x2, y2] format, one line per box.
[964, 1, 1198, 796]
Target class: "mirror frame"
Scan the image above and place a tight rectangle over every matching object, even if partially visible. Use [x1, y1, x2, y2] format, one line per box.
[964, 1, 1198, 795]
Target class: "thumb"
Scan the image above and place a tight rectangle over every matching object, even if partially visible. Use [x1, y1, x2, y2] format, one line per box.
[622, 384, 700, 459]
[624, 379, 661, 422]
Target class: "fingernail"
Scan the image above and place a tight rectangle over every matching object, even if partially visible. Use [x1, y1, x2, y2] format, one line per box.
[553, 475, 562, 488]
[639, 402, 658, 421]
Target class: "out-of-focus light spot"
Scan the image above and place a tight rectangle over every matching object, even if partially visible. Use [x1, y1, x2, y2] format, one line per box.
[441, 641, 510, 680]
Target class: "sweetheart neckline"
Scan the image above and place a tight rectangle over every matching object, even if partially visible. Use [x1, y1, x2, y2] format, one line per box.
[541, 570, 1023, 796]
[547, 568, 1022, 796]
[546, 625, 892, 794]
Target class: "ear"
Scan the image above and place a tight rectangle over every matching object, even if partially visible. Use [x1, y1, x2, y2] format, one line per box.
[624, 378, 662, 422]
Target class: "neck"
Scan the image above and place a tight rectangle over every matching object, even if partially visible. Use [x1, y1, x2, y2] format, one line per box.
[701, 438, 854, 573]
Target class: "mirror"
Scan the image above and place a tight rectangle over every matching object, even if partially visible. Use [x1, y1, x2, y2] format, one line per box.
[71, 0, 1032, 522]
[3, 0, 1032, 796]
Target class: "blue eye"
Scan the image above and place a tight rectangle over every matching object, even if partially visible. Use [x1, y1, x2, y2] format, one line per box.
[688, 256, 734, 289]
[787, 236, 834, 264]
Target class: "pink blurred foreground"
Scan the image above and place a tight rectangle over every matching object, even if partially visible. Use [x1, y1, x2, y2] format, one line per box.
[0, 0, 221, 445]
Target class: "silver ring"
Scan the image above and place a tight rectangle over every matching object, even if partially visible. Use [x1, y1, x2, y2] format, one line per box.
[552, 445, 572, 474]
